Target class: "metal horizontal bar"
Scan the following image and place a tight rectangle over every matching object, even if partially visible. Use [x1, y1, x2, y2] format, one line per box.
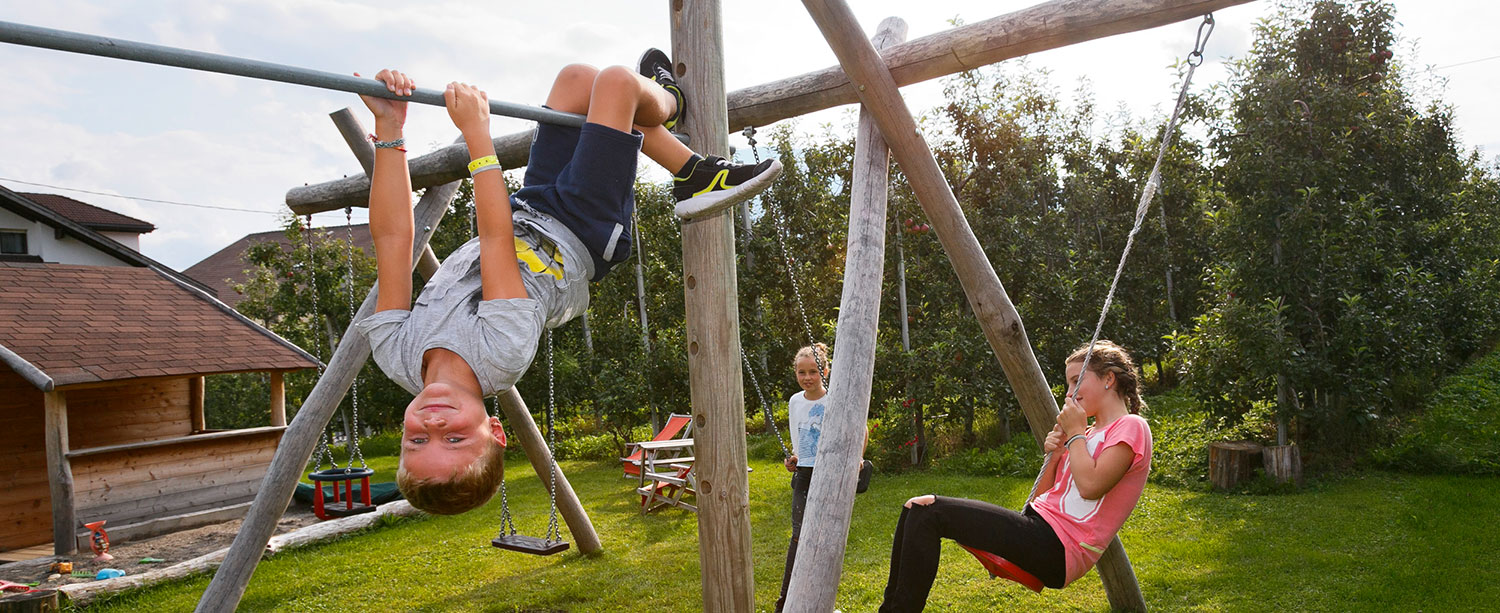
[0, 20, 586, 127]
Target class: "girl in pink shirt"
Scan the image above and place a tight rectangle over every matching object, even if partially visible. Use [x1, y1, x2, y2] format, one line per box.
[878, 341, 1153, 612]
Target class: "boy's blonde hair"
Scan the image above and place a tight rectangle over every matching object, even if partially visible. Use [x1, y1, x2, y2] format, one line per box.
[396, 439, 506, 515]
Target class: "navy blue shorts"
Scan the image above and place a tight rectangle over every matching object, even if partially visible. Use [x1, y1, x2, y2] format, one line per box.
[512, 121, 643, 281]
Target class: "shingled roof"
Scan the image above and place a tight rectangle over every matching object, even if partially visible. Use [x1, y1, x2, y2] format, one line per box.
[18, 192, 155, 234]
[0, 262, 318, 390]
[184, 225, 373, 307]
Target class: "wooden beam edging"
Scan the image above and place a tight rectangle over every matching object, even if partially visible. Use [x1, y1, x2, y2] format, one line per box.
[60, 500, 421, 607]
[671, 2, 755, 612]
[195, 179, 463, 613]
[0, 342, 52, 391]
[782, 16, 905, 612]
[285, 0, 1250, 216]
[799, 1, 1148, 611]
[494, 387, 602, 554]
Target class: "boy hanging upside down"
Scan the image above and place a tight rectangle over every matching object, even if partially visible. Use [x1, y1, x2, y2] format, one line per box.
[354, 50, 781, 515]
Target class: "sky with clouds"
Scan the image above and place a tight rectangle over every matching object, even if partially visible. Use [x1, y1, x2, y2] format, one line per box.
[2, 0, 1497, 271]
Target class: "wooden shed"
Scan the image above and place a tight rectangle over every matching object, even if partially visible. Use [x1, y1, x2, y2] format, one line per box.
[0, 261, 318, 559]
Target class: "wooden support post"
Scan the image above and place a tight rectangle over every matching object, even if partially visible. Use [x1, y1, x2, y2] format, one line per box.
[286, 0, 1251, 215]
[189, 375, 206, 432]
[268, 372, 286, 427]
[196, 180, 463, 613]
[42, 390, 75, 556]
[800, 1, 1147, 609]
[784, 17, 905, 612]
[670, 2, 754, 611]
[494, 387, 602, 554]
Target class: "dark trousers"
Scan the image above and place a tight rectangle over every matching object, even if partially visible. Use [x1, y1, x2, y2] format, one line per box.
[774, 466, 814, 613]
[878, 496, 1066, 612]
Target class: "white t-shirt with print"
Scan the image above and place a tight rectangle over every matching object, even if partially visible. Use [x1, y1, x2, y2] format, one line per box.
[787, 390, 827, 468]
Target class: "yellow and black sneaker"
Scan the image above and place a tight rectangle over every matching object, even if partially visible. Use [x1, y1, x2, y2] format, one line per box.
[638, 48, 684, 130]
[672, 155, 783, 219]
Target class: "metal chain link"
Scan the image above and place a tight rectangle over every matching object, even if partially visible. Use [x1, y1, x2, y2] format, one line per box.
[344, 207, 367, 469]
[304, 215, 336, 472]
[544, 329, 562, 544]
[742, 127, 830, 389]
[1027, 13, 1213, 508]
[740, 344, 791, 459]
[492, 396, 517, 537]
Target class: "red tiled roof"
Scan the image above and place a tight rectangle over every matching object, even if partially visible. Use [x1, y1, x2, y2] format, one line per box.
[184, 225, 373, 307]
[0, 262, 317, 388]
[18, 193, 155, 233]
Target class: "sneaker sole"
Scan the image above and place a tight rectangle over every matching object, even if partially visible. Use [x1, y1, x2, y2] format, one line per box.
[675, 159, 784, 220]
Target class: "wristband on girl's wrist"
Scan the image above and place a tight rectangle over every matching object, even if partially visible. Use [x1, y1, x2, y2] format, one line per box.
[1065, 434, 1087, 449]
[468, 155, 500, 176]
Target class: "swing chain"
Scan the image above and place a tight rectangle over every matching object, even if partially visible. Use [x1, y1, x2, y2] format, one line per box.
[544, 329, 562, 544]
[744, 126, 830, 389]
[344, 207, 367, 470]
[304, 215, 336, 473]
[493, 396, 518, 537]
[1028, 12, 1214, 509]
[740, 344, 791, 459]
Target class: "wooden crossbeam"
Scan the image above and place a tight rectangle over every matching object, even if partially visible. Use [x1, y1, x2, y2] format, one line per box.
[285, 0, 1250, 216]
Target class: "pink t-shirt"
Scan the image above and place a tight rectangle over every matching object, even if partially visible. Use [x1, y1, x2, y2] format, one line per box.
[1030, 414, 1152, 585]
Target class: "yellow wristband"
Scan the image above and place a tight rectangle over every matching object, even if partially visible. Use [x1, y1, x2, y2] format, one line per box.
[467, 155, 500, 174]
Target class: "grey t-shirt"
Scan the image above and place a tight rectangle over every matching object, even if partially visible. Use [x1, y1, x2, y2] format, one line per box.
[355, 209, 592, 397]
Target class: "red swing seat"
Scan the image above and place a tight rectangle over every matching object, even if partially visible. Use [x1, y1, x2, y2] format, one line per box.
[961, 545, 1045, 593]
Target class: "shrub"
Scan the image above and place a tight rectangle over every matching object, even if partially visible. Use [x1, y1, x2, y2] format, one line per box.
[1141, 391, 1274, 487]
[934, 438, 1041, 478]
[1373, 349, 1500, 474]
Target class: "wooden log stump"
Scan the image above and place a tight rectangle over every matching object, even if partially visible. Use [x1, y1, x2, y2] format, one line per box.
[1262, 444, 1303, 486]
[0, 590, 59, 613]
[1209, 441, 1263, 490]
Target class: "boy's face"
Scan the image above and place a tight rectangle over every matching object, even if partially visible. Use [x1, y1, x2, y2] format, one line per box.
[401, 381, 502, 480]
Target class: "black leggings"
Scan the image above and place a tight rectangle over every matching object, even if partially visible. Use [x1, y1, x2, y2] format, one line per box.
[878, 496, 1066, 612]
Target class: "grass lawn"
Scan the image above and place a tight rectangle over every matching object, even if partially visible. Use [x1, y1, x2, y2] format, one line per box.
[83, 452, 1500, 612]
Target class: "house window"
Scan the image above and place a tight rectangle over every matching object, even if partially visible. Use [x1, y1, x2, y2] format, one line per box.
[0, 230, 26, 255]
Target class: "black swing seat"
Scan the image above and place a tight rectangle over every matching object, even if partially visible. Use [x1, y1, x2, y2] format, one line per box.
[492, 534, 570, 556]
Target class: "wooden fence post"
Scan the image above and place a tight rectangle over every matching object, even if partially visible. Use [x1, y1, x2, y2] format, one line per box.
[783, 17, 906, 612]
[670, 1, 755, 611]
[799, 1, 1148, 609]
